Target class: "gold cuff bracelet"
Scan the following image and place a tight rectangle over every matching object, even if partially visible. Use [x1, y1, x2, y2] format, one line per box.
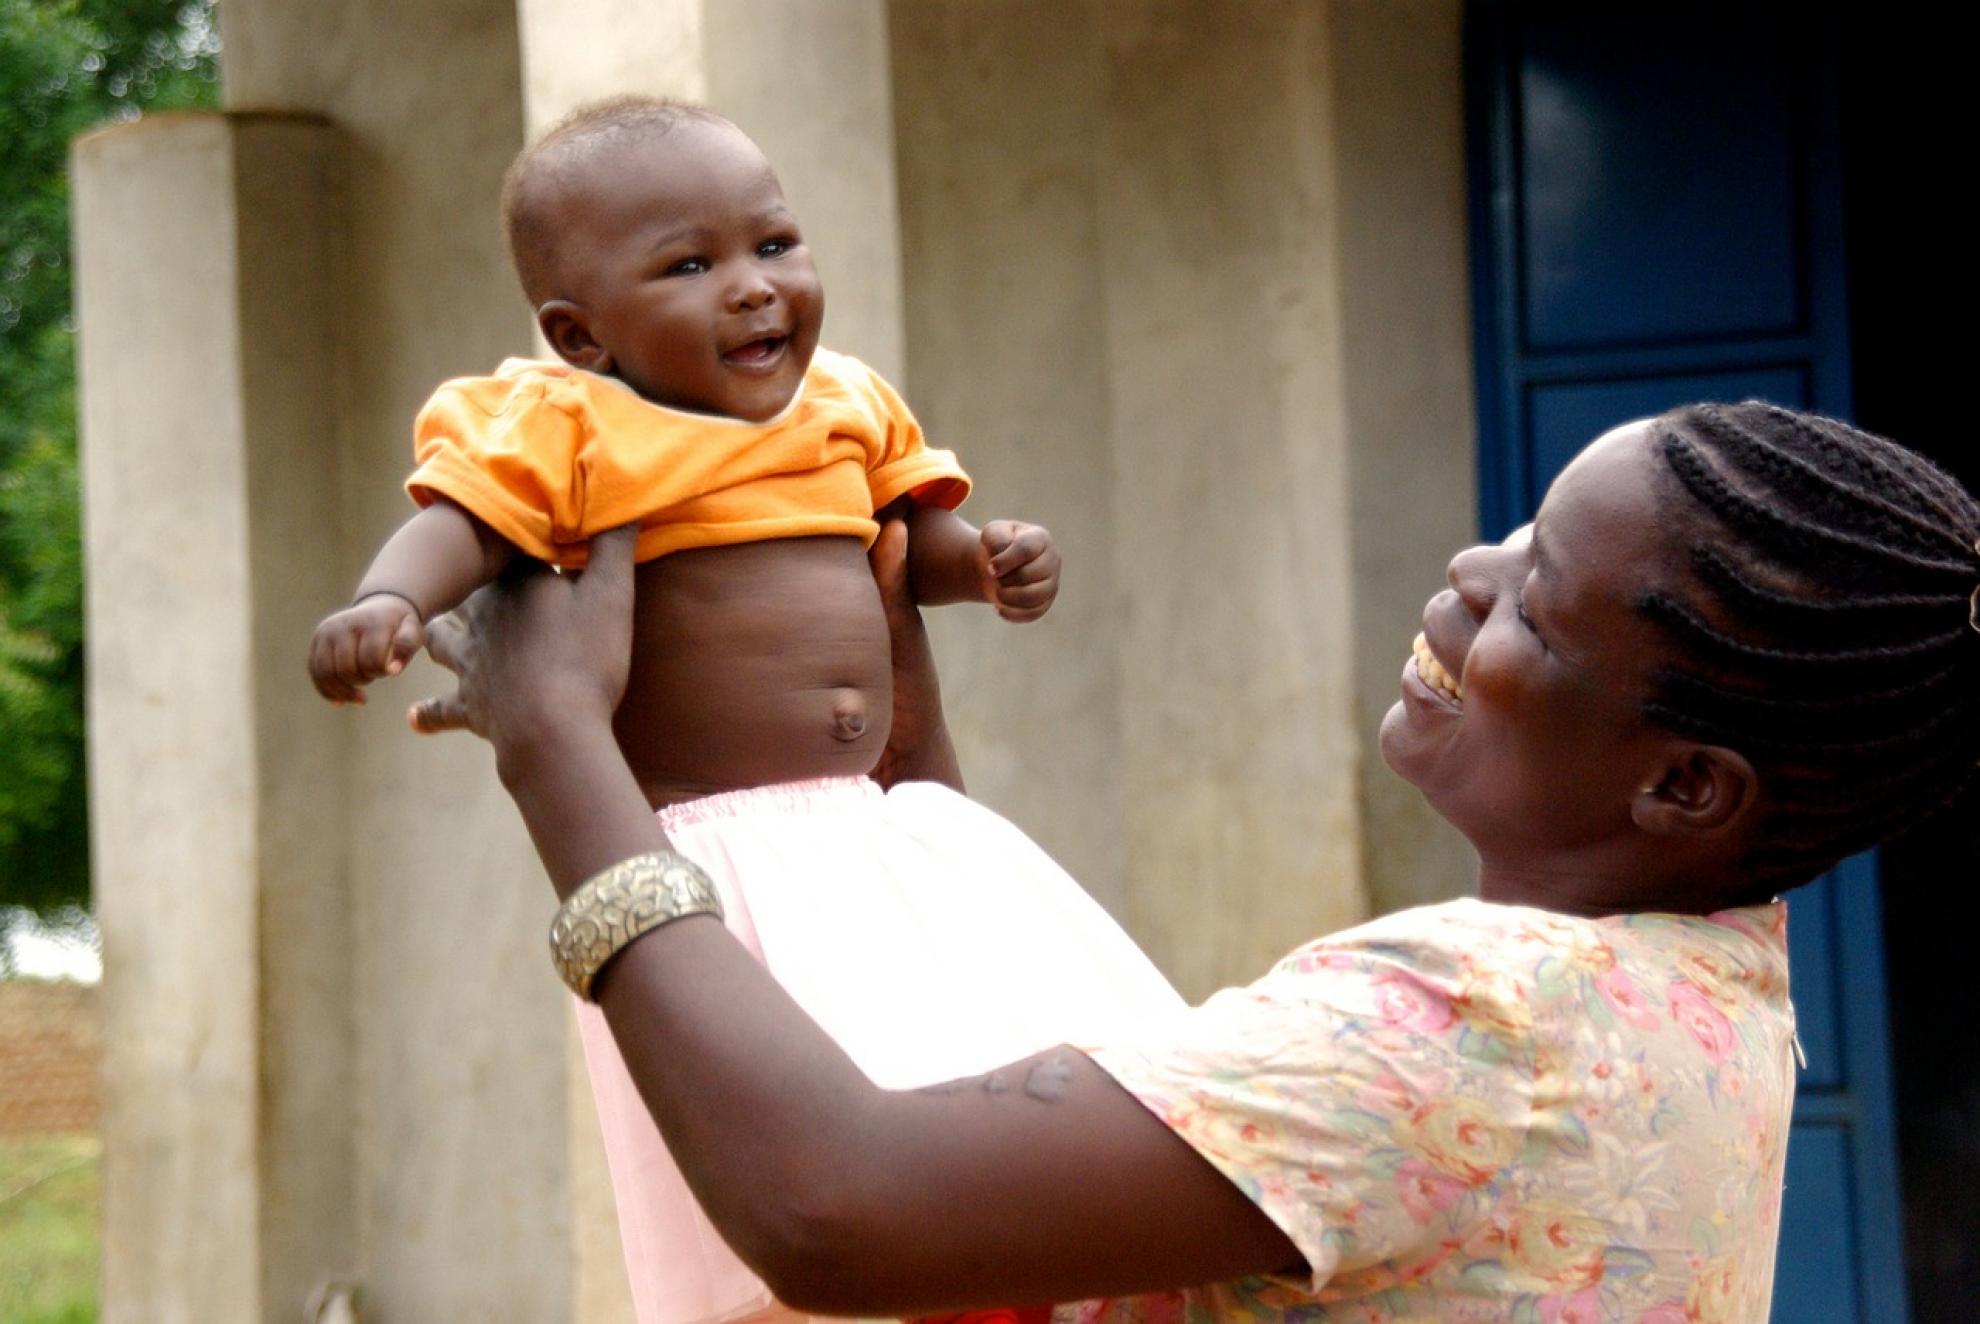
[548, 850, 724, 1000]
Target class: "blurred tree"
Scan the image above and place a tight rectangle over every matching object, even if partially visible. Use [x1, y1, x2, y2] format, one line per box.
[0, 0, 218, 935]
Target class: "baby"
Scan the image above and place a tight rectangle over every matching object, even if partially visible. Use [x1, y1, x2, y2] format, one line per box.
[308, 98, 1180, 1324]
[309, 98, 1056, 787]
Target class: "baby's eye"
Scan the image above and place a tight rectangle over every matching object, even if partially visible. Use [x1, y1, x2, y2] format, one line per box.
[663, 257, 709, 277]
[757, 238, 794, 258]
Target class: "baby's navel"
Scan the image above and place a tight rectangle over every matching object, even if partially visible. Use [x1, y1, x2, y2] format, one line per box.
[829, 690, 868, 742]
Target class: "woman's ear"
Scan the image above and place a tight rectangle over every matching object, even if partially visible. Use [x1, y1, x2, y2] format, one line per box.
[537, 301, 610, 372]
[1630, 745, 1760, 840]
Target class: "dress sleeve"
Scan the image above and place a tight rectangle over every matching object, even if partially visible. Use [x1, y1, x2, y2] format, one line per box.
[1085, 944, 1534, 1295]
[855, 364, 971, 512]
[405, 375, 591, 562]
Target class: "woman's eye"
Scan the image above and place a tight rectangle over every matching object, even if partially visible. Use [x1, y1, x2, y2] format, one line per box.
[1515, 591, 1544, 643]
[663, 257, 708, 277]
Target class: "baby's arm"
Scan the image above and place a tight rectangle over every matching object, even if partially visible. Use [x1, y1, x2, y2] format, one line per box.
[309, 498, 514, 704]
[898, 501, 1060, 624]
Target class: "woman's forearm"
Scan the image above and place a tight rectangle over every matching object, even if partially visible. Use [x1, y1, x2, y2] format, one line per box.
[500, 729, 1294, 1314]
[498, 728, 892, 1281]
[498, 727, 671, 897]
[868, 515, 967, 793]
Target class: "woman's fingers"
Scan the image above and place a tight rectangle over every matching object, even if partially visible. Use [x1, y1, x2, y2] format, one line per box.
[578, 524, 638, 607]
[424, 612, 465, 673]
[868, 517, 912, 620]
[407, 692, 470, 734]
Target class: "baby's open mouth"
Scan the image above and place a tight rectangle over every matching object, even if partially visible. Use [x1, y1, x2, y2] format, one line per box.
[1412, 633, 1463, 705]
[723, 335, 788, 365]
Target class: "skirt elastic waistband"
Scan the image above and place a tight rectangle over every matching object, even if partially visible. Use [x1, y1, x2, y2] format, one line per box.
[655, 776, 879, 833]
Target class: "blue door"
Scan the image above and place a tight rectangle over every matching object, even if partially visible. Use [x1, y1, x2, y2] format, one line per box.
[1464, 7, 1908, 1319]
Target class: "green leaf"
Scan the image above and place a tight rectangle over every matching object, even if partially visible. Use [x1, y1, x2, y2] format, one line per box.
[1362, 1147, 1408, 1179]
[1690, 1216, 1722, 1255]
[1551, 1111, 1591, 1157]
[1456, 1259, 1511, 1293]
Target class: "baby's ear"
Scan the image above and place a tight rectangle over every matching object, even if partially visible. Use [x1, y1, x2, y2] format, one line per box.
[537, 300, 610, 372]
[1630, 744, 1760, 841]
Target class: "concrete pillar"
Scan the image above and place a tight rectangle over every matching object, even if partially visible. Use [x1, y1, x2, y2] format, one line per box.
[1097, 0, 1369, 997]
[891, 0, 1479, 998]
[1332, 0, 1480, 913]
[217, 3, 573, 1319]
[74, 111, 351, 1324]
[888, 1, 1127, 917]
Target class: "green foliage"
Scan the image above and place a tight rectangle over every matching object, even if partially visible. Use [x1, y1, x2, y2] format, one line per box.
[0, 0, 218, 915]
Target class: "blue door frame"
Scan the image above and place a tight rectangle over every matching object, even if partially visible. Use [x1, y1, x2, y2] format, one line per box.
[1463, 6, 1908, 1319]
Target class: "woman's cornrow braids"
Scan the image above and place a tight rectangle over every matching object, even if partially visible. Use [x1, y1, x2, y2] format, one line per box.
[1643, 401, 1980, 885]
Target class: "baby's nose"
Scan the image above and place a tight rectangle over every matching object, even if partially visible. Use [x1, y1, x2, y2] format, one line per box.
[727, 279, 775, 311]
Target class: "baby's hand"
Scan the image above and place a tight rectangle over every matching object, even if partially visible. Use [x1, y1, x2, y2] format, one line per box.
[309, 592, 426, 705]
[979, 520, 1060, 623]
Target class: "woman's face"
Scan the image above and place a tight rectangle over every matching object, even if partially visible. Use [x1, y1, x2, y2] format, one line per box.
[1380, 421, 1700, 877]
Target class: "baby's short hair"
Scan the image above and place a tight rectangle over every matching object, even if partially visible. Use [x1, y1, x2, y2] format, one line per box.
[500, 96, 734, 308]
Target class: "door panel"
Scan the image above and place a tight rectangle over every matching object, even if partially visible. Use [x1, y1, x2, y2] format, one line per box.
[1516, 9, 1803, 349]
[1526, 368, 1806, 508]
[1774, 1124, 1860, 1320]
[1465, 6, 1908, 1319]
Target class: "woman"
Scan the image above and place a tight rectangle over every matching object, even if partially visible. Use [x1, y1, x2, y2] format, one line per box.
[414, 404, 1980, 1321]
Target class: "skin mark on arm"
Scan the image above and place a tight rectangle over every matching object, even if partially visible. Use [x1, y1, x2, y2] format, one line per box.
[913, 1056, 1066, 1102]
[1023, 1053, 1075, 1102]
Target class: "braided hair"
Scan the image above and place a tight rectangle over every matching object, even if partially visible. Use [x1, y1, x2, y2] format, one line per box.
[1640, 401, 1980, 887]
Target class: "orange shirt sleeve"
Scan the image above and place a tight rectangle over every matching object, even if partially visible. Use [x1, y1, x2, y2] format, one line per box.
[854, 363, 971, 512]
[405, 373, 590, 563]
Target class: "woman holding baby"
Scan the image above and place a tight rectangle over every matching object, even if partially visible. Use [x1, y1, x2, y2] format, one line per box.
[419, 399, 1977, 1324]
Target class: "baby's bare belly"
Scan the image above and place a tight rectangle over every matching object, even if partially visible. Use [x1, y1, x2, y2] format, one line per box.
[613, 538, 892, 808]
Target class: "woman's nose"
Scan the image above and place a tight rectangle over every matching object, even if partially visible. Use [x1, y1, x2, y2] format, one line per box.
[1446, 544, 1502, 619]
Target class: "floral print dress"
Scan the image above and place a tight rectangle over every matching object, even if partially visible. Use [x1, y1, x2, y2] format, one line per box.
[1066, 897, 1796, 1324]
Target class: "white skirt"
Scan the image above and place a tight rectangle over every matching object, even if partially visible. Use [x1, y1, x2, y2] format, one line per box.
[574, 777, 1184, 1324]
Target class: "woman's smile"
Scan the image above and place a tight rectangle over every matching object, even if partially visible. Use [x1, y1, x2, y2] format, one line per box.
[1409, 631, 1464, 707]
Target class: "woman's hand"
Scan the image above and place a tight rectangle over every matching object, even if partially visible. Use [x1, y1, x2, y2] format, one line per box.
[868, 517, 965, 793]
[408, 525, 662, 896]
[408, 525, 638, 783]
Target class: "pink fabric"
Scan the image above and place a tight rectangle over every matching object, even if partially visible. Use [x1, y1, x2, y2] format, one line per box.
[575, 777, 1183, 1324]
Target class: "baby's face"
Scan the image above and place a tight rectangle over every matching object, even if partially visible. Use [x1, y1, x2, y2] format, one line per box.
[553, 121, 823, 421]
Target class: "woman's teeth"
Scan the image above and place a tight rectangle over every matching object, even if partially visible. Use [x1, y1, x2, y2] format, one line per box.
[1412, 633, 1463, 705]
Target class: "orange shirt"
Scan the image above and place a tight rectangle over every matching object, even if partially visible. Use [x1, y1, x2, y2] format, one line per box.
[405, 348, 970, 568]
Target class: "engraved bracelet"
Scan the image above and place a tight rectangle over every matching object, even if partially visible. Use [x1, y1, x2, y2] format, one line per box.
[548, 850, 724, 1000]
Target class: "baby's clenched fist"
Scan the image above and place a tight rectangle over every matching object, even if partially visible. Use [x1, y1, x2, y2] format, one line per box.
[309, 592, 426, 705]
[979, 520, 1060, 624]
